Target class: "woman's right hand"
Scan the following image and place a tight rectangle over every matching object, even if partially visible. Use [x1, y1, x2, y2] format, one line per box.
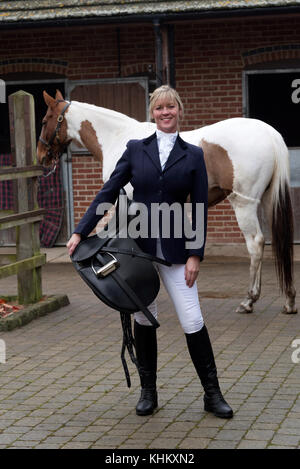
[67, 233, 82, 256]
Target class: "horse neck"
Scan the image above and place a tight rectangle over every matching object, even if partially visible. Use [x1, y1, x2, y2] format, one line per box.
[66, 101, 136, 154]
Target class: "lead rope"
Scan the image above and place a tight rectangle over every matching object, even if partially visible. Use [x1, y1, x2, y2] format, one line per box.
[39, 160, 57, 179]
[120, 312, 139, 388]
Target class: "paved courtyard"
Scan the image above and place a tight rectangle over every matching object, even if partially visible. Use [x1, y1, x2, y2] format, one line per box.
[0, 254, 299, 449]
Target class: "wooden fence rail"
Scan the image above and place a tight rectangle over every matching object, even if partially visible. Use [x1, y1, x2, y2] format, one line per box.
[0, 90, 46, 305]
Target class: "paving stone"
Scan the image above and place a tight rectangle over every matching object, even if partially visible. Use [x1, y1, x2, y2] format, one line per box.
[270, 434, 300, 446]
[215, 429, 247, 441]
[61, 442, 91, 449]
[206, 439, 239, 449]
[52, 426, 82, 437]
[34, 443, 62, 449]
[17, 430, 49, 441]
[71, 431, 101, 442]
[148, 437, 183, 448]
[189, 426, 220, 439]
[268, 444, 297, 449]
[178, 437, 210, 449]
[40, 436, 71, 445]
[9, 440, 41, 448]
[0, 434, 19, 444]
[245, 429, 275, 441]
[11, 417, 45, 427]
[237, 440, 269, 449]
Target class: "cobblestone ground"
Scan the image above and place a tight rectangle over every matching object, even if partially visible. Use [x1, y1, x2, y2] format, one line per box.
[0, 257, 299, 449]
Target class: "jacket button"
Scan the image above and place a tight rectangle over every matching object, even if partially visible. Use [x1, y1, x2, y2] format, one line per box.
[158, 190, 162, 195]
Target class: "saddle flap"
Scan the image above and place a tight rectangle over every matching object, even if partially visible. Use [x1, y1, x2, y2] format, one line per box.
[71, 188, 129, 262]
[71, 234, 107, 262]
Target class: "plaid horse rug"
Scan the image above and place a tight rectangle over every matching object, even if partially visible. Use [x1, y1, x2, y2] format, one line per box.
[0, 153, 13, 210]
[0, 153, 64, 247]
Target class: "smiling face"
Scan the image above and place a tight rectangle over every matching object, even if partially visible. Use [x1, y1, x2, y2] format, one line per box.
[152, 98, 182, 133]
[149, 86, 184, 134]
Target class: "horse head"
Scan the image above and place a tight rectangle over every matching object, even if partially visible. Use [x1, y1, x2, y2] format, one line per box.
[37, 89, 72, 166]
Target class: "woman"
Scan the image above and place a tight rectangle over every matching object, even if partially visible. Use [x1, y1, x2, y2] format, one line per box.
[67, 85, 233, 419]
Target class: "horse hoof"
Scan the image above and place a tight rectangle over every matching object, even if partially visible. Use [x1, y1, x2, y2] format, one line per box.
[236, 304, 253, 314]
[281, 306, 298, 314]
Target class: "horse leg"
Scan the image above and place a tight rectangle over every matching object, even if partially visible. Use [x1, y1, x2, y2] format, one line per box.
[228, 192, 264, 314]
[237, 232, 264, 313]
[283, 285, 297, 314]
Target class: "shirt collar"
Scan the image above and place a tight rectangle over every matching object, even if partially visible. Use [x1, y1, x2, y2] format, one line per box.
[156, 129, 178, 143]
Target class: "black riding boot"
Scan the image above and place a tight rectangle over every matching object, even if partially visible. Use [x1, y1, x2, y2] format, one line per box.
[134, 320, 158, 416]
[185, 325, 233, 419]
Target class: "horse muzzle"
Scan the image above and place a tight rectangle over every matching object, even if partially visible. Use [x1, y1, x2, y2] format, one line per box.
[37, 143, 54, 168]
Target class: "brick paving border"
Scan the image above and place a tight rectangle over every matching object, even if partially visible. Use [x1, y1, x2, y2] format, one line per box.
[0, 295, 69, 331]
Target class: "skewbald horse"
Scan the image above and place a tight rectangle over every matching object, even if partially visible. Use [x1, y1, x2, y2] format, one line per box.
[37, 90, 297, 315]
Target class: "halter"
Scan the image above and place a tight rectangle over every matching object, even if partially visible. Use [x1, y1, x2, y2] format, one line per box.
[39, 100, 71, 161]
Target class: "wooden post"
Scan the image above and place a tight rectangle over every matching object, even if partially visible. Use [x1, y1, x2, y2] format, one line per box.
[8, 90, 42, 304]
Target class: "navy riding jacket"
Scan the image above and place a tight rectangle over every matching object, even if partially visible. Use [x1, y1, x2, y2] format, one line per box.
[74, 132, 208, 264]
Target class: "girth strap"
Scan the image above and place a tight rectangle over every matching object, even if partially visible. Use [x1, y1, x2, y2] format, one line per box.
[120, 312, 138, 388]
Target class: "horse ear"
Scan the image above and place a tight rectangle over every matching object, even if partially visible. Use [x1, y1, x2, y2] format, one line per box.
[43, 90, 55, 108]
[55, 89, 64, 101]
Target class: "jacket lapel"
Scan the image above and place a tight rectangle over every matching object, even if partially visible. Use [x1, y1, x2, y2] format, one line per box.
[143, 133, 187, 173]
[143, 133, 162, 173]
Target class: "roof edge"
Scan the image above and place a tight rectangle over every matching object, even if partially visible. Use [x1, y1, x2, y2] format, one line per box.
[1, 5, 300, 30]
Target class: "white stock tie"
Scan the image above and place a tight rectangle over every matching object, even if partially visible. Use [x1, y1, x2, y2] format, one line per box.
[156, 130, 178, 171]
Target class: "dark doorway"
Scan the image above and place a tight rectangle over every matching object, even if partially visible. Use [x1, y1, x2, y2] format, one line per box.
[246, 70, 300, 242]
[247, 71, 300, 147]
[0, 76, 66, 247]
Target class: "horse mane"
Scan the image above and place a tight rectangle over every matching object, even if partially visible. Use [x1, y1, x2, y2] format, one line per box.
[71, 100, 139, 125]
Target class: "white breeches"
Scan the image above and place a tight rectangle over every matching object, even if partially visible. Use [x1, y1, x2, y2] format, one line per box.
[134, 240, 204, 334]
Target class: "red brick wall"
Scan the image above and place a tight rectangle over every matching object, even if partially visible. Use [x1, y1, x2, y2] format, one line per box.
[174, 15, 300, 129]
[72, 156, 103, 226]
[1, 14, 300, 243]
[0, 24, 155, 80]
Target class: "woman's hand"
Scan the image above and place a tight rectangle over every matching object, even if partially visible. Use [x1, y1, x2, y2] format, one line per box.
[67, 233, 81, 256]
[185, 255, 200, 288]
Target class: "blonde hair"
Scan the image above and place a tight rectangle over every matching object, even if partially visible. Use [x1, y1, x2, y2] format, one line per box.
[149, 85, 184, 120]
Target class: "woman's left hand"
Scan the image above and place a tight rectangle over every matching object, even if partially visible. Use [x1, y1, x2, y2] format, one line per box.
[185, 255, 201, 288]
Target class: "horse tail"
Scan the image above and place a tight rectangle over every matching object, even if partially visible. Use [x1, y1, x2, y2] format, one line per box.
[268, 127, 294, 295]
